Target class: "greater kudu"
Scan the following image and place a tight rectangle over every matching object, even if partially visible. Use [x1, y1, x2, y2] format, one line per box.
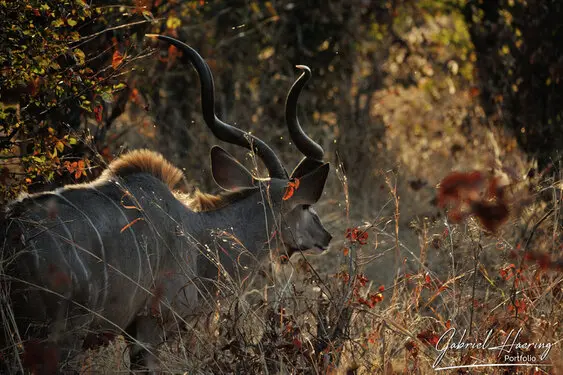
[0, 35, 331, 374]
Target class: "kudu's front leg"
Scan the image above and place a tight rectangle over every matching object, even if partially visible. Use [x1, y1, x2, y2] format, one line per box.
[126, 316, 162, 374]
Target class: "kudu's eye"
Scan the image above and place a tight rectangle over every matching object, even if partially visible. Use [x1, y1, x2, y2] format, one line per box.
[302, 205, 310, 210]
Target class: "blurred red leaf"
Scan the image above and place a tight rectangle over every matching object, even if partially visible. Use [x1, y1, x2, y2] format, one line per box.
[438, 171, 510, 233]
[437, 171, 484, 207]
[469, 87, 480, 97]
[471, 200, 509, 233]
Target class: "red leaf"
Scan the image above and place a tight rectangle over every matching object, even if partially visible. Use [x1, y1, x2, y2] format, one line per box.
[346, 227, 368, 244]
[370, 292, 384, 304]
[357, 274, 369, 286]
[358, 231, 369, 245]
[94, 104, 103, 123]
[417, 330, 440, 346]
[405, 340, 418, 357]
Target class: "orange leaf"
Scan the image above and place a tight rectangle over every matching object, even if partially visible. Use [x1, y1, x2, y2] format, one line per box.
[282, 186, 294, 200]
[112, 50, 124, 69]
[120, 217, 144, 233]
[282, 178, 300, 201]
[168, 45, 178, 64]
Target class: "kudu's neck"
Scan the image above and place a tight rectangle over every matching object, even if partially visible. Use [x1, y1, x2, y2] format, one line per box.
[183, 190, 278, 280]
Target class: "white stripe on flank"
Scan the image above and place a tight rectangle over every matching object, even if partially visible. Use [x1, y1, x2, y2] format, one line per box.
[54, 191, 110, 313]
[30, 195, 82, 286]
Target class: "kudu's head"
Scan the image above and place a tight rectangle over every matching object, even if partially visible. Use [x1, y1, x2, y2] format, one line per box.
[151, 35, 332, 257]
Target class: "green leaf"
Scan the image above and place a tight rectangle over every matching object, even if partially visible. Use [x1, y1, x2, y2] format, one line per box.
[166, 16, 181, 30]
[142, 10, 154, 21]
[74, 49, 85, 65]
[113, 82, 127, 90]
[55, 141, 64, 152]
[52, 18, 64, 28]
[100, 90, 113, 103]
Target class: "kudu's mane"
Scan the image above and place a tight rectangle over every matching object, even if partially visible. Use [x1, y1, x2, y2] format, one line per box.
[105, 149, 252, 212]
[102, 149, 184, 189]
[177, 189, 254, 212]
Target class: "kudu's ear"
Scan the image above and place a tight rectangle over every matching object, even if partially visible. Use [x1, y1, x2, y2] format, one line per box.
[287, 163, 329, 206]
[290, 157, 325, 179]
[210, 146, 255, 191]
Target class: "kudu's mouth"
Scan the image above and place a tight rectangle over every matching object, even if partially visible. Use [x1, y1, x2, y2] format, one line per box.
[284, 243, 328, 261]
[313, 243, 328, 252]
